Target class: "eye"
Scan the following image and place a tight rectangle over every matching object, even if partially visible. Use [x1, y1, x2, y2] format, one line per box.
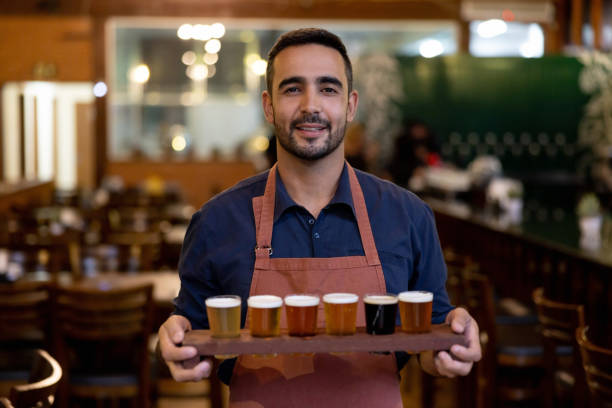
[283, 86, 301, 94]
[321, 87, 339, 94]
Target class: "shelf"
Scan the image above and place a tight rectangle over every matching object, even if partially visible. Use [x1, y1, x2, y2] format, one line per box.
[183, 324, 467, 356]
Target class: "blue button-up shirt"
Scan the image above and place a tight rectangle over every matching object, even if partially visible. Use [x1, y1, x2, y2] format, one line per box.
[174, 164, 453, 383]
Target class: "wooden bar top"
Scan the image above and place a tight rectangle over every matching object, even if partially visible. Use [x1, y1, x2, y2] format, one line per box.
[184, 324, 467, 356]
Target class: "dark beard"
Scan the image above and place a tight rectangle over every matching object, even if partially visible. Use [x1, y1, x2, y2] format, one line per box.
[275, 112, 346, 161]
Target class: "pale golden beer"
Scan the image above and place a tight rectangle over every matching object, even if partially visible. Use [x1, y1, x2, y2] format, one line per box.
[284, 294, 320, 337]
[248, 295, 283, 337]
[398, 291, 433, 333]
[323, 293, 359, 335]
[205, 295, 241, 338]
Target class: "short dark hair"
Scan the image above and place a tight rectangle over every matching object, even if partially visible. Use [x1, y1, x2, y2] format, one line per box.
[266, 28, 353, 94]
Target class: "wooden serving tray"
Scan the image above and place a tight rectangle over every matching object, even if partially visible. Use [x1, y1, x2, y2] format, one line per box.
[183, 324, 467, 356]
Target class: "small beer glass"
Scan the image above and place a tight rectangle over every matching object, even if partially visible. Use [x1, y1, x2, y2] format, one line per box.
[284, 294, 320, 337]
[205, 295, 242, 359]
[247, 295, 283, 337]
[363, 293, 398, 335]
[205, 295, 241, 338]
[323, 293, 359, 335]
[398, 291, 433, 333]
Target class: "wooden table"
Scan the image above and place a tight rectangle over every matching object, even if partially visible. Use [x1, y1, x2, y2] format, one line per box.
[57, 271, 180, 304]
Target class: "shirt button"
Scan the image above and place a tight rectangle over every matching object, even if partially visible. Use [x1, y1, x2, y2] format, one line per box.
[308, 218, 315, 225]
[313, 232, 320, 239]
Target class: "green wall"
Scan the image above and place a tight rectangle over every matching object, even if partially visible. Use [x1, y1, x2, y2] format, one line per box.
[397, 56, 590, 174]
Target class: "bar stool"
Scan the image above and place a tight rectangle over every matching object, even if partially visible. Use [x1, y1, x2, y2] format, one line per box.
[576, 326, 612, 407]
[462, 270, 544, 407]
[532, 287, 586, 408]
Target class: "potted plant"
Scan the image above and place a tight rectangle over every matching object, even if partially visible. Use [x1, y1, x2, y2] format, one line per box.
[576, 193, 603, 248]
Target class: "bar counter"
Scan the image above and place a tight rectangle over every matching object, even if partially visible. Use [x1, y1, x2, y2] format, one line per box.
[428, 198, 611, 343]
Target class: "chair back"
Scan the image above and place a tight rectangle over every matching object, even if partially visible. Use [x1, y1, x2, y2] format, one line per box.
[0, 282, 50, 345]
[103, 231, 162, 271]
[53, 283, 154, 342]
[52, 283, 154, 407]
[5, 349, 62, 408]
[577, 326, 612, 405]
[460, 271, 497, 407]
[0, 280, 51, 380]
[443, 249, 479, 306]
[533, 287, 586, 407]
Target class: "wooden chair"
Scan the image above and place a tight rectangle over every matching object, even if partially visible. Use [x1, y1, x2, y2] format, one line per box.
[104, 231, 163, 271]
[0, 282, 51, 392]
[462, 270, 544, 407]
[533, 287, 586, 408]
[576, 326, 612, 407]
[52, 283, 155, 408]
[7, 230, 81, 276]
[0, 349, 62, 408]
[420, 249, 480, 408]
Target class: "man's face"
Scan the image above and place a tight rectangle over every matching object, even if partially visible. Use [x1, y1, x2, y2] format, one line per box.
[262, 44, 358, 161]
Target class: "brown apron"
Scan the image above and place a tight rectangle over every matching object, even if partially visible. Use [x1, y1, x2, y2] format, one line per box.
[229, 163, 403, 408]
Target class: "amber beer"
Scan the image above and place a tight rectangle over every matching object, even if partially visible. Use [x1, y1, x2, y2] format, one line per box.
[364, 294, 398, 335]
[398, 291, 433, 333]
[323, 293, 359, 335]
[284, 294, 320, 337]
[205, 295, 241, 338]
[248, 295, 283, 337]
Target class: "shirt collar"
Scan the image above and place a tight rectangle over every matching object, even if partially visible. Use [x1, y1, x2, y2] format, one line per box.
[274, 163, 355, 223]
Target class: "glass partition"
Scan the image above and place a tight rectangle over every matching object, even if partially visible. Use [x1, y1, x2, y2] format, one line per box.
[107, 18, 457, 162]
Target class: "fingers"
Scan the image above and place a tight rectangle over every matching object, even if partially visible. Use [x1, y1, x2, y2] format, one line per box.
[162, 315, 192, 343]
[168, 357, 213, 382]
[435, 351, 473, 378]
[159, 322, 199, 363]
[448, 308, 470, 334]
[437, 308, 482, 377]
[450, 320, 482, 362]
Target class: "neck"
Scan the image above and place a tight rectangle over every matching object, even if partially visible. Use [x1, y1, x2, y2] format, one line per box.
[276, 144, 345, 219]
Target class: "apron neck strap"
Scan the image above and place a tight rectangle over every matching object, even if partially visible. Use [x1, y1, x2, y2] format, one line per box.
[253, 162, 380, 266]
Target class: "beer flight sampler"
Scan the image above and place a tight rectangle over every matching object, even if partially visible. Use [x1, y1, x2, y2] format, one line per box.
[184, 291, 467, 356]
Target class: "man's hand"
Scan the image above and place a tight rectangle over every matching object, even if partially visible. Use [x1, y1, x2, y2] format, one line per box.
[419, 307, 482, 378]
[158, 315, 213, 382]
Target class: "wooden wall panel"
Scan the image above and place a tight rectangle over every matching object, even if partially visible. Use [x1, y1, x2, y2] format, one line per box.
[89, 0, 461, 20]
[105, 160, 257, 208]
[0, 180, 54, 212]
[0, 16, 93, 82]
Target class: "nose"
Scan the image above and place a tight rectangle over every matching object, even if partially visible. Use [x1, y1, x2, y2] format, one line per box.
[299, 86, 321, 114]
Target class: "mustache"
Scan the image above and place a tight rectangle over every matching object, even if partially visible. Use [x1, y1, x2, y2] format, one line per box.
[290, 113, 330, 129]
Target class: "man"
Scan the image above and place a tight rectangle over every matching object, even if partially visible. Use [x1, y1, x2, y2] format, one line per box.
[159, 28, 481, 407]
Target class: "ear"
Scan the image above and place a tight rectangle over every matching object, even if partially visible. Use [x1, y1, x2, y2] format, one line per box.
[346, 90, 359, 123]
[262, 90, 274, 125]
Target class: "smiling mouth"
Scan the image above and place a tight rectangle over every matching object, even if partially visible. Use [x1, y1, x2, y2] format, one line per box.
[294, 124, 327, 132]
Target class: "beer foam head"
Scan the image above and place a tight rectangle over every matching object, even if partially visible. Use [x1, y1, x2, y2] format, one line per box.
[205, 296, 241, 308]
[398, 291, 433, 303]
[284, 294, 320, 307]
[247, 295, 283, 308]
[364, 294, 398, 305]
[323, 293, 359, 304]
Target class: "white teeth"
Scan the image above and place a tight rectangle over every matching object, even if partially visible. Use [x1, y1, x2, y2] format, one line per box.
[297, 126, 324, 130]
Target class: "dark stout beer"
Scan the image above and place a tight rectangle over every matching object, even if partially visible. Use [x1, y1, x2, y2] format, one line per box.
[364, 294, 398, 335]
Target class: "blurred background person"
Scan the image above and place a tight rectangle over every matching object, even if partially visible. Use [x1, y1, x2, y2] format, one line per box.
[386, 119, 441, 190]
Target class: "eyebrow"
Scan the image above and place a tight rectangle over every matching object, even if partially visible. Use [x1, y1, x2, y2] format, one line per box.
[277, 75, 344, 90]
